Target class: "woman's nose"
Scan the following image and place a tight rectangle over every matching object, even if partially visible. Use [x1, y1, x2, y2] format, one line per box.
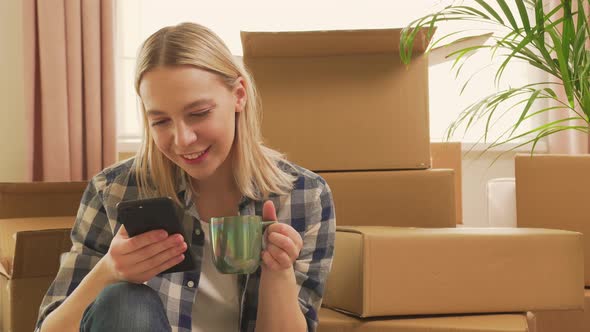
[174, 123, 197, 147]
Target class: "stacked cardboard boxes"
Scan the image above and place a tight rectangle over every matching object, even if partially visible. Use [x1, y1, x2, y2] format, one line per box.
[0, 217, 73, 332]
[242, 28, 585, 331]
[516, 154, 590, 332]
[0, 182, 86, 331]
[241, 28, 454, 229]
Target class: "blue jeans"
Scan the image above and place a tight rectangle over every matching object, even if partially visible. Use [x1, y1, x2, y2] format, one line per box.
[80, 282, 172, 332]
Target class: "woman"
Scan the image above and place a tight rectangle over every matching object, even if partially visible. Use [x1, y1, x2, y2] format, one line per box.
[36, 22, 335, 332]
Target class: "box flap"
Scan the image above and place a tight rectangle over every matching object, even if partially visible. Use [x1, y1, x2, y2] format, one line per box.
[0, 260, 9, 279]
[6, 276, 57, 332]
[0, 217, 74, 278]
[324, 231, 364, 315]
[241, 28, 432, 57]
[12, 228, 72, 279]
[0, 182, 86, 194]
[0, 181, 86, 219]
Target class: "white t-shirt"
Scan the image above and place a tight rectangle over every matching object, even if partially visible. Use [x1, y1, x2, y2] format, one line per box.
[191, 221, 239, 331]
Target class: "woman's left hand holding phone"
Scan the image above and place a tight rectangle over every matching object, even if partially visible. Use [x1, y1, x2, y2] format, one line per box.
[40, 226, 187, 332]
[102, 225, 188, 284]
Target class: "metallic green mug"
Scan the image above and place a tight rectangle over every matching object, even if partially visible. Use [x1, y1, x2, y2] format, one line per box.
[209, 215, 274, 274]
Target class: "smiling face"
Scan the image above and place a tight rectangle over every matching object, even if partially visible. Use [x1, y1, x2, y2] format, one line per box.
[139, 65, 246, 183]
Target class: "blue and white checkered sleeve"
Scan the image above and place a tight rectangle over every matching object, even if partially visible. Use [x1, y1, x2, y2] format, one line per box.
[294, 178, 336, 332]
[35, 174, 115, 330]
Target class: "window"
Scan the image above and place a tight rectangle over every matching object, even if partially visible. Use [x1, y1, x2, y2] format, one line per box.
[116, 0, 544, 151]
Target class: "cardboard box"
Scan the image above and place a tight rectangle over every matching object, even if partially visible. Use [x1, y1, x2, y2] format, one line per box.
[318, 307, 530, 332]
[515, 154, 590, 285]
[528, 289, 590, 332]
[241, 28, 431, 171]
[118, 152, 135, 161]
[324, 226, 584, 318]
[0, 217, 74, 332]
[318, 169, 455, 228]
[0, 182, 87, 219]
[430, 142, 462, 224]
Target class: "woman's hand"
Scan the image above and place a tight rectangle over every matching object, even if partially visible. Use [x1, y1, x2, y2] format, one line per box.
[261, 201, 303, 272]
[102, 225, 188, 283]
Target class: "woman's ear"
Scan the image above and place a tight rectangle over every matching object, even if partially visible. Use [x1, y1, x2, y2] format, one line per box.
[234, 77, 247, 113]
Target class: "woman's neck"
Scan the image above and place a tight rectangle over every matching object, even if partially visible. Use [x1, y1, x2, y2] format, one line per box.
[191, 175, 242, 221]
[189, 156, 242, 211]
[191, 154, 236, 195]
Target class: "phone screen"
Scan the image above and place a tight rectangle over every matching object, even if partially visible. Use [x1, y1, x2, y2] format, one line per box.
[116, 197, 196, 274]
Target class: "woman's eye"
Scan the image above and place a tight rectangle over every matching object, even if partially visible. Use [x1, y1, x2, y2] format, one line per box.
[150, 119, 169, 127]
[191, 109, 211, 117]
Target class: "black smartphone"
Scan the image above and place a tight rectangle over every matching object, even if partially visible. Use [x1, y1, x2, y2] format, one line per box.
[116, 197, 196, 274]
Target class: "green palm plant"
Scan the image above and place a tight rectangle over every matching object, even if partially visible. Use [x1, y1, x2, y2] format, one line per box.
[400, 0, 590, 154]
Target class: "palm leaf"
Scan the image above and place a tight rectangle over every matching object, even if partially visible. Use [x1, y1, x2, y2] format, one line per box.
[399, 0, 589, 155]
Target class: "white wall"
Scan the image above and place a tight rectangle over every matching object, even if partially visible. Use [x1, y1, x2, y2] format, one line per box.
[0, 0, 27, 182]
[462, 152, 517, 227]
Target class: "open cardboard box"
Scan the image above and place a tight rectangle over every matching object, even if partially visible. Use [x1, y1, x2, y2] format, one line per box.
[0, 217, 74, 332]
[324, 226, 585, 318]
[241, 28, 431, 172]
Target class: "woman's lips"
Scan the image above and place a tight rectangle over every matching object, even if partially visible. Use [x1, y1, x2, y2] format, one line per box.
[180, 146, 210, 164]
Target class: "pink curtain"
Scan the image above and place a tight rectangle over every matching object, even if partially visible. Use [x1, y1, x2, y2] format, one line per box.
[23, 0, 117, 181]
[546, 0, 590, 154]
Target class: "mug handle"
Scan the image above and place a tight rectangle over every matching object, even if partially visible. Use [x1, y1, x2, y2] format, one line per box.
[261, 221, 275, 229]
[261, 221, 274, 250]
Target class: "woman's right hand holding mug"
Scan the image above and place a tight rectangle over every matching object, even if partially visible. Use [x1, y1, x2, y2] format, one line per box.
[101, 225, 187, 284]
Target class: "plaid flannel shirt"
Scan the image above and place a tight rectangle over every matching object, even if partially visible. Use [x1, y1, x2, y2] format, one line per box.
[35, 158, 336, 332]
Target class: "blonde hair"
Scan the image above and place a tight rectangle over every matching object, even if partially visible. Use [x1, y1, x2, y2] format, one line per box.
[133, 22, 296, 204]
